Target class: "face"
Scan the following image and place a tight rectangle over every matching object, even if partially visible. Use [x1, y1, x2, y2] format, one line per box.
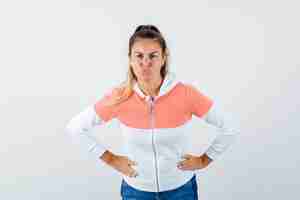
[129, 39, 166, 83]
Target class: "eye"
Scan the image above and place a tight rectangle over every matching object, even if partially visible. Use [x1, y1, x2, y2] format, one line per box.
[136, 54, 143, 59]
[149, 54, 158, 59]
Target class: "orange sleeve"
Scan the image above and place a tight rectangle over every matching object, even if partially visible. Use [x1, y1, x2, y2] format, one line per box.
[185, 84, 213, 118]
[94, 89, 118, 123]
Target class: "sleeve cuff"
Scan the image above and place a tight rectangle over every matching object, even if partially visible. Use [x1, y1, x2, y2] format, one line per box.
[89, 144, 108, 160]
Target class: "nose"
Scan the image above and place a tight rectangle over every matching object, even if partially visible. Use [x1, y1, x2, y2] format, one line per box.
[141, 56, 151, 66]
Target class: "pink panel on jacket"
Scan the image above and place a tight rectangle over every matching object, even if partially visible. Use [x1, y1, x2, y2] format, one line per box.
[94, 83, 213, 129]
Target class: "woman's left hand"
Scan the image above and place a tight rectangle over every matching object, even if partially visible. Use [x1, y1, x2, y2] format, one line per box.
[177, 153, 213, 171]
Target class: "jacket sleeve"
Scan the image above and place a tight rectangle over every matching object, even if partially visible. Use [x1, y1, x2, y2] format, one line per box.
[65, 104, 109, 160]
[65, 90, 118, 160]
[186, 84, 239, 161]
[202, 102, 240, 161]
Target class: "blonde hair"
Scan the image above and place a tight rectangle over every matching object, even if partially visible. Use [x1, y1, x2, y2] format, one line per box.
[104, 25, 169, 106]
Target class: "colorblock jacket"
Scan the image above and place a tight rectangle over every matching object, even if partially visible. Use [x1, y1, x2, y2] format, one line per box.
[65, 72, 239, 192]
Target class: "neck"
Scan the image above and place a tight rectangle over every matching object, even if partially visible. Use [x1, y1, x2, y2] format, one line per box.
[137, 75, 164, 97]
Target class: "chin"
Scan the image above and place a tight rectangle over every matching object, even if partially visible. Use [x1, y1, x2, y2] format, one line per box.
[141, 77, 152, 82]
[139, 74, 152, 81]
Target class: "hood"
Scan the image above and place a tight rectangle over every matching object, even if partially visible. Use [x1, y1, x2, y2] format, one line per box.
[133, 71, 179, 101]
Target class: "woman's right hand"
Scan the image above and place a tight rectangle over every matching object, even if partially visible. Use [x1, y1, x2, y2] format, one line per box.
[100, 150, 139, 178]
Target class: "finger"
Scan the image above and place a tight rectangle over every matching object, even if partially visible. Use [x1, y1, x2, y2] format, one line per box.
[177, 160, 188, 169]
[128, 159, 138, 166]
[177, 160, 194, 170]
[181, 154, 193, 160]
[177, 162, 183, 169]
[177, 163, 189, 170]
[128, 169, 139, 178]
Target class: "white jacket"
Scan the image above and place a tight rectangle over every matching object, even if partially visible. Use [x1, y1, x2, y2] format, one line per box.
[65, 72, 239, 192]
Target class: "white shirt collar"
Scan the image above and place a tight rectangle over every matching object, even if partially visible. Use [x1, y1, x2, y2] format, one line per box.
[133, 72, 179, 101]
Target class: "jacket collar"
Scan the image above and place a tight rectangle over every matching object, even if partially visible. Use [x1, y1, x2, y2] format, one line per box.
[133, 71, 179, 101]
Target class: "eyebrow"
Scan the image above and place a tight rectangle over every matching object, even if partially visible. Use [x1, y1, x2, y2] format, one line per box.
[133, 51, 160, 54]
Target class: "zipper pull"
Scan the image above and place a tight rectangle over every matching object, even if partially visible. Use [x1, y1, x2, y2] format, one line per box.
[150, 96, 156, 102]
[149, 96, 154, 113]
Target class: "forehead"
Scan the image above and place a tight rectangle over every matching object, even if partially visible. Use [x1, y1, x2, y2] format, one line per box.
[131, 39, 162, 53]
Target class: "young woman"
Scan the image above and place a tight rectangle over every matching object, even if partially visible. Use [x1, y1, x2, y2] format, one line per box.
[65, 25, 239, 200]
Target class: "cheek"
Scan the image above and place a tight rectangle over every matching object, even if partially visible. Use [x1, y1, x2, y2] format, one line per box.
[130, 63, 142, 74]
[154, 60, 164, 69]
[130, 59, 163, 71]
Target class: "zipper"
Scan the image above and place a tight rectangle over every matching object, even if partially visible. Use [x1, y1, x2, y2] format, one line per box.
[149, 96, 160, 194]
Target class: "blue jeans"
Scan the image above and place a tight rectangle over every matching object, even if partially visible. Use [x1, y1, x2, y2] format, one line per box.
[120, 175, 198, 200]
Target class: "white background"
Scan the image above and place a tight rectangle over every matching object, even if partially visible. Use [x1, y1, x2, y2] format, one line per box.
[1, 0, 299, 199]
